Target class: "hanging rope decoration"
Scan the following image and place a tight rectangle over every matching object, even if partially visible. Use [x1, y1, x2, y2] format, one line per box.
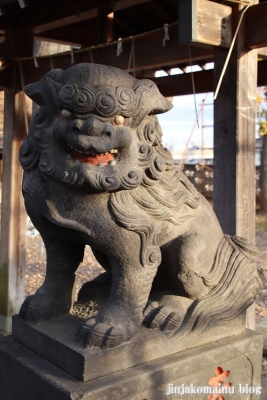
[70, 49, 75, 65]
[188, 44, 199, 128]
[163, 24, 169, 46]
[89, 48, 94, 63]
[127, 39, 136, 77]
[213, 4, 251, 100]
[34, 57, 39, 68]
[178, 92, 208, 169]
[117, 38, 123, 56]
[14, 22, 178, 66]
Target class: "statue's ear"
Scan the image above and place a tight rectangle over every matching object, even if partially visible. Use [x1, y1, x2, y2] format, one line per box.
[24, 82, 45, 106]
[132, 79, 173, 126]
[24, 69, 64, 110]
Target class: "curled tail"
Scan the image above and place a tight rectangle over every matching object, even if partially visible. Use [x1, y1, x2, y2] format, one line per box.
[173, 235, 266, 337]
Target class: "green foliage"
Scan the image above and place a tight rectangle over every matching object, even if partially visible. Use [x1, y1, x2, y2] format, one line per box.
[256, 87, 267, 137]
[259, 121, 267, 137]
[255, 213, 267, 232]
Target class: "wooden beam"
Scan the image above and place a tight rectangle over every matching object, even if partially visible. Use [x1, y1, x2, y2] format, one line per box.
[32, 0, 151, 35]
[128, 8, 156, 30]
[245, 1, 267, 49]
[151, 0, 176, 23]
[152, 60, 267, 96]
[151, 69, 213, 97]
[178, 0, 267, 50]
[34, 34, 82, 48]
[1, 23, 214, 89]
[11, 25, 213, 87]
[114, 15, 133, 36]
[4, 27, 33, 59]
[2, 55, 267, 93]
[258, 47, 267, 60]
[33, 8, 97, 35]
[179, 0, 232, 48]
[97, 6, 114, 45]
[35, 21, 98, 47]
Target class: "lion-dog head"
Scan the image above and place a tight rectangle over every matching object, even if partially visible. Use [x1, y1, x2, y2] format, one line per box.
[20, 63, 173, 193]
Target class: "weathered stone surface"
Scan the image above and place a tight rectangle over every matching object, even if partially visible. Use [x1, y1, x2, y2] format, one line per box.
[0, 330, 263, 400]
[17, 63, 265, 350]
[12, 312, 246, 381]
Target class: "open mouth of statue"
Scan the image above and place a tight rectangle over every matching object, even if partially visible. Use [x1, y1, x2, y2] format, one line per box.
[67, 143, 118, 166]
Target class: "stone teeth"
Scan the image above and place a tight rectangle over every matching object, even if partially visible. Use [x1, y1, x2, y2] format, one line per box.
[98, 163, 104, 167]
[75, 159, 80, 163]
[67, 154, 72, 159]
[109, 160, 116, 166]
[110, 149, 118, 154]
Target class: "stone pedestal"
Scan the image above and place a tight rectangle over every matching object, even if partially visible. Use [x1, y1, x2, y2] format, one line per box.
[0, 314, 264, 400]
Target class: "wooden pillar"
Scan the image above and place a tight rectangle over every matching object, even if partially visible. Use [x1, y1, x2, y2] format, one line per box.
[213, 3, 258, 329]
[97, 5, 114, 44]
[0, 28, 33, 333]
[0, 88, 29, 333]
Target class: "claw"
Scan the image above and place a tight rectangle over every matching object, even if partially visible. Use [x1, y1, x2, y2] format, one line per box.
[77, 314, 137, 348]
[143, 303, 183, 332]
[162, 312, 182, 331]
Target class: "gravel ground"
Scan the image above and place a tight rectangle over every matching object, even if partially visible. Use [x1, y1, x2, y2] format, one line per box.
[25, 235, 104, 298]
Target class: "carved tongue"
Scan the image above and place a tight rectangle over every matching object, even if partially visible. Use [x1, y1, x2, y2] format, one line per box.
[71, 150, 113, 165]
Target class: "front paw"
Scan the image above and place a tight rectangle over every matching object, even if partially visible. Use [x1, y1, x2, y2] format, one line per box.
[143, 296, 193, 332]
[144, 301, 183, 331]
[77, 308, 138, 348]
[19, 292, 71, 322]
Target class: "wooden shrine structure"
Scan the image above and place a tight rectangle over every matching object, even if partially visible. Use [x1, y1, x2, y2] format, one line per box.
[0, 0, 267, 334]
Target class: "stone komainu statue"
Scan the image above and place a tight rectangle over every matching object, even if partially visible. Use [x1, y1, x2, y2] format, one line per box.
[19, 63, 265, 348]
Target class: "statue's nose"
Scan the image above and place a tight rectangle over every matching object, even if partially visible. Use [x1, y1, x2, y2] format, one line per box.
[82, 118, 103, 136]
[71, 118, 114, 136]
[85, 118, 114, 136]
[72, 118, 113, 137]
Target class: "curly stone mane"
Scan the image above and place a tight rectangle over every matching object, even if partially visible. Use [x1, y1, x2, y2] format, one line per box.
[110, 114, 200, 269]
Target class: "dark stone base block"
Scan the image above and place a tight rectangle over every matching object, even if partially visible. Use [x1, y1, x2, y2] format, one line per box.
[11, 313, 246, 381]
[0, 330, 263, 400]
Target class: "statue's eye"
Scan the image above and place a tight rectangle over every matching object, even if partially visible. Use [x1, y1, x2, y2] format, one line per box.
[60, 109, 72, 119]
[113, 115, 126, 126]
